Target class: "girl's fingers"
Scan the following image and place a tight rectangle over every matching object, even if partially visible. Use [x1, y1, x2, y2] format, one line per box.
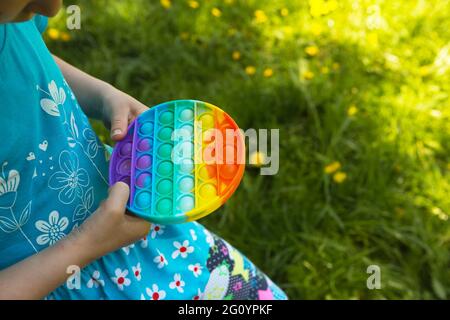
[105, 182, 130, 211]
[110, 106, 129, 141]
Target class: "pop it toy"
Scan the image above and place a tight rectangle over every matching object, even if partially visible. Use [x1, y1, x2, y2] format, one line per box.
[109, 100, 245, 224]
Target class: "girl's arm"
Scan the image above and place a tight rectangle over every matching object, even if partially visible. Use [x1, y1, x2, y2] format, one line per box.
[0, 182, 150, 300]
[52, 55, 148, 141]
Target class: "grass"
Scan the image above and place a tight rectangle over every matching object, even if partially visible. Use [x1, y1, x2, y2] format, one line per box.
[47, 0, 450, 299]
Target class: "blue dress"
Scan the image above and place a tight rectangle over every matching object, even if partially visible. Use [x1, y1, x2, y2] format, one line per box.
[0, 16, 287, 300]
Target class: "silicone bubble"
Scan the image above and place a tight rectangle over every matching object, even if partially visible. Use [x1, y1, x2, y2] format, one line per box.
[179, 176, 194, 192]
[179, 108, 194, 122]
[137, 155, 152, 170]
[180, 159, 194, 173]
[137, 138, 151, 152]
[140, 122, 154, 135]
[135, 191, 152, 209]
[109, 100, 245, 224]
[136, 172, 151, 188]
[157, 179, 173, 194]
[158, 161, 173, 176]
[178, 195, 194, 211]
[120, 142, 133, 157]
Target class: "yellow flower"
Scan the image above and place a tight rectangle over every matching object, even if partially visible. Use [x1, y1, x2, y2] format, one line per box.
[333, 171, 347, 183]
[367, 32, 378, 47]
[188, 0, 199, 9]
[309, 0, 337, 17]
[160, 0, 171, 9]
[311, 22, 323, 36]
[211, 8, 222, 17]
[249, 151, 266, 167]
[305, 45, 319, 57]
[419, 65, 431, 76]
[245, 66, 256, 76]
[263, 68, 274, 78]
[347, 104, 358, 117]
[281, 8, 289, 17]
[47, 28, 60, 40]
[302, 70, 314, 80]
[324, 161, 341, 174]
[254, 10, 268, 23]
[232, 51, 241, 61]
[60, 31, 71, 42]
[332, 62, 340, 70]
[321, 66, 329, 74]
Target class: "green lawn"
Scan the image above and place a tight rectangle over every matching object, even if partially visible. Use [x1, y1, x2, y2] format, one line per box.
[47, 0, 450, 299]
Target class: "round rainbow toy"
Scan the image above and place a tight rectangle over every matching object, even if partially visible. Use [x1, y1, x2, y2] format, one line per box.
[109, 100, 245, 224]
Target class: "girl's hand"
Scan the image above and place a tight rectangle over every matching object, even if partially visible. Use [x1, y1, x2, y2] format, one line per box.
[73, 182, 151, 258]
[100, 85, 149, 141]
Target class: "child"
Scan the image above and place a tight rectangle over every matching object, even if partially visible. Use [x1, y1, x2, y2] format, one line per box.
[0, 1, 287, 300]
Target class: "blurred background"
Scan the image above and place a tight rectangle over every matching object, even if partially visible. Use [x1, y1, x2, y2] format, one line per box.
[47, 0, 450, 299]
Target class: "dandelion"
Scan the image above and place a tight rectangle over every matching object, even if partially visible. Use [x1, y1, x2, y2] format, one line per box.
[245, 66, 256, 76]
[305, 45, 319, 57]
[160, 0, 171, 9]
[311, 22, 323, 36]
[263, 68, 274, 78]
[302, 70, 314, 80]
[211, 8, 222, 17]
[232, 51, 241, 61]
[60, 31, 71, 42]
[254, 10, 268, 23]
[47, 28, 60, 40]
[188, 0, 199, 9]
[321, 66, 329, 74]
[249, 151, 266, 167]
[333, 171, 347, 183]
[324, 161, 341, 174]
[347, 104, 358, 117]
[281, 8, 289, 17]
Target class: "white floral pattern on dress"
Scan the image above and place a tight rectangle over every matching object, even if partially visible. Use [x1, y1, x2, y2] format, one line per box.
[169, 273, 185, 293]
[132, 263, 142, 281]
[87, 270, 105, 288]
[188, 263, 202, 278]
[39, 80, 66, 118]
[172, 240, 194, 259]
[111, 268, 131, 291]
[150, 224, 165, 239]
[35, 210, 69, 246]
[153, 250, 168, 269]
[146, 284, 166, 300]
[0, 167, 20, 209]
[48, 150, 89, 205]
[122, 243, 135, 255]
